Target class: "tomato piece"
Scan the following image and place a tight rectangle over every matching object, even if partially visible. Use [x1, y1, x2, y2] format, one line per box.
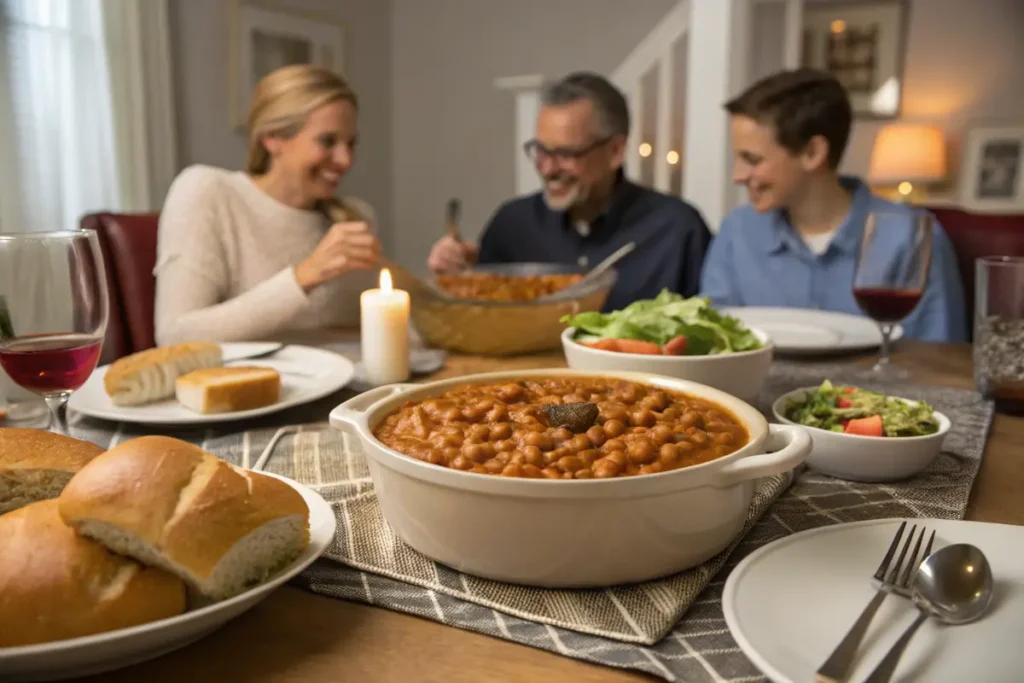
[837, 398, 853, 408]
[844, 415, 884, 437]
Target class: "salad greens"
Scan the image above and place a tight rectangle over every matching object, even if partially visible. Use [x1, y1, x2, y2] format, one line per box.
[784, 380, 939, 437]
[561, 290, 761, 356]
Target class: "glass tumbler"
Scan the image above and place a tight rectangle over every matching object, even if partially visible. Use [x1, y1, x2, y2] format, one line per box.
[973, 256, 1024, 415]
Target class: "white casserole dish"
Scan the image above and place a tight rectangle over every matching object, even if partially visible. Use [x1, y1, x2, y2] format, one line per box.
[330, 370, 811, 588]
[561, 327, 774, 402]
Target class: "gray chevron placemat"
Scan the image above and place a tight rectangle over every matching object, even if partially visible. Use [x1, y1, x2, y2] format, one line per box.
[62, 362, 993, 682]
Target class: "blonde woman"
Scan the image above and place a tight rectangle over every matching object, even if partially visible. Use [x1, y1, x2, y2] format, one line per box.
[154, 65, 382, 346]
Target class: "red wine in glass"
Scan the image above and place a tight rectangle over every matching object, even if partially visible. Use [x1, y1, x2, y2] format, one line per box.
[0, 231, 109, 434]
[852, 287, 924, 324]
[852, 211, 933, 376]
[0, 334, 102, 394]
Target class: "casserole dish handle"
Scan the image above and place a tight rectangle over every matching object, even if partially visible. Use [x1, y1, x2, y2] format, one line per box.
[330, 383, 418, 434]
[711, 424, 812, 488]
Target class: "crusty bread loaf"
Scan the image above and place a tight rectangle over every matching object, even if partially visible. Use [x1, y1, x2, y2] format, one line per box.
[0, 499, 186, 646]
[175, 366, 281, 414]
[104, 342, 222, 407]
[58, 436, 310, 600]
[0, 428, 105, 515]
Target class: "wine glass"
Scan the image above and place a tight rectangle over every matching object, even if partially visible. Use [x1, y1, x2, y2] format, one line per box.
[0, 231, 108, 434]
[852, 210, 933, 377]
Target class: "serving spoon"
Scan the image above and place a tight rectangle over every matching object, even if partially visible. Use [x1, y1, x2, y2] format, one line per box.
[538, 241, 636, 301]
[862, 542, 994, 683]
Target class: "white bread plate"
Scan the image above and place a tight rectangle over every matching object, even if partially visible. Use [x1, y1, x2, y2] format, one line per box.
[330, 369, 811, 588]
[561, 327, 774, 402]
[68, 343, 354, 425]
[0, 472, 335, 683]
[771, 386, 952, 482]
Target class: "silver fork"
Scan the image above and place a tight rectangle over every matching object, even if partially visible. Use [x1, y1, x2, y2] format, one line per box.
[816, 522, 936, 683]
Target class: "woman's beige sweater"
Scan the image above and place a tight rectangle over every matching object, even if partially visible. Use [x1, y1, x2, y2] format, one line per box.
[154, 164, 378, 346]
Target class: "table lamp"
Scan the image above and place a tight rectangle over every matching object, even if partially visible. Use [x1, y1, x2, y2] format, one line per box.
[868, 124, 947, 204]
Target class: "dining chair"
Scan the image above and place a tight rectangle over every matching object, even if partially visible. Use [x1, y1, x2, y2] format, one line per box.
[930, 207, 1024, 339]
[80, 212, 160, 365]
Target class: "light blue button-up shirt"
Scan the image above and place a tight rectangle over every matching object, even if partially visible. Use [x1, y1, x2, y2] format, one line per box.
[700, 178, 967, 342]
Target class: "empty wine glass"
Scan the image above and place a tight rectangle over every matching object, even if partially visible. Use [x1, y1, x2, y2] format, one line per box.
[852, 210, 933, 378]
[0, 231, 108, 434]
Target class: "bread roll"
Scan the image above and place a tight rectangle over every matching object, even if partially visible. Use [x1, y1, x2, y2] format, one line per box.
[0, 428, 105, 515]
[175, 366, 281, 414]
[59, 436, 310, 600]
[104, 342, 222, 407]
[0, 499, 186, 646]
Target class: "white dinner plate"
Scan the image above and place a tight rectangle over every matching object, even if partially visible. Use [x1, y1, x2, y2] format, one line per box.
[721, 307, 904, 355]
[68, 343, 354, 425]
[723, 518, 1024, 683]
[0, 472, 336, 682]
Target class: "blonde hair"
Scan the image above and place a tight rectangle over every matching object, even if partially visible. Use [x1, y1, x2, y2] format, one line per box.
[246, 64, 363, 223]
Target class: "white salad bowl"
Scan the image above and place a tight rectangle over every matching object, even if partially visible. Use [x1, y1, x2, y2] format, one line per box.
[330, 369, 811, 588]
[561, 327, 774, 402]
[771, 386, 951, 482]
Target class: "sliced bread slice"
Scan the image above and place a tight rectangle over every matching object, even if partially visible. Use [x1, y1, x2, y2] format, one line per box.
[175, 366, 281, 414]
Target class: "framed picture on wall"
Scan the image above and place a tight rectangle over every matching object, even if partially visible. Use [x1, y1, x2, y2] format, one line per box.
[959, 123, 1024, 213]
[228, 0, 346, 129]
[801, 0, 909, 119]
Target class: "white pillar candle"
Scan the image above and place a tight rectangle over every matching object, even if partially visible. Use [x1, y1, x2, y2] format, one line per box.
[360, 268, 410, 385]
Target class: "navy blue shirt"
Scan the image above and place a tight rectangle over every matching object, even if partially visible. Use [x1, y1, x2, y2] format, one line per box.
[477, 178, 713, 311]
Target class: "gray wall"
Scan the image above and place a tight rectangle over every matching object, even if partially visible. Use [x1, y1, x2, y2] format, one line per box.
[169, 0, 394, 248]
[390, 0, 676, 273]
[842, 0, 1024, 197]
[754, 0, 1024, 201]
[168, 0, 1024, 265]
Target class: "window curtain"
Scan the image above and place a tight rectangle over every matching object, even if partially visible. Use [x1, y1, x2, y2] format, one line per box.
[0, 0, 176, 234]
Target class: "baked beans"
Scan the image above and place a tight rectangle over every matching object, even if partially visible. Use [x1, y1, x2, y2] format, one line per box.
[435, 273, 584, 302]
[373, 377, 749, 479]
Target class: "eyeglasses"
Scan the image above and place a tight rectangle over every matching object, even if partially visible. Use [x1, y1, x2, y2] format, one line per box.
[523, 136, 613, 165]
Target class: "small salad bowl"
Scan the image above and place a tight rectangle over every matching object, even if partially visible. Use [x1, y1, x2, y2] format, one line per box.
[561, 326, 774, 402]
[771, 382, 952, 482]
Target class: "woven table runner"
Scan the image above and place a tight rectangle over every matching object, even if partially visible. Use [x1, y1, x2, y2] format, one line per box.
[64, 362, 993, 682]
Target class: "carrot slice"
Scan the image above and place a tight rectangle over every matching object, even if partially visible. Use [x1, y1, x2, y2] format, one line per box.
[583, 339, 621, 352]
[662, 335, 688, 355]
[612, 339, 663, 355]
[845, 415, 884, 437]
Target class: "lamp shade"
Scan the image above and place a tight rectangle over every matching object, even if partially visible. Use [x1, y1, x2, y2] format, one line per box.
[868, 124, 947, 184]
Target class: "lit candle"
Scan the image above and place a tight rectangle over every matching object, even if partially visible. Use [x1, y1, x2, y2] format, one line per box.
[360, 268, 410, 385]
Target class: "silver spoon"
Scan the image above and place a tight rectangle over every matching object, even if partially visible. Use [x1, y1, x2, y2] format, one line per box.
[863, 543, 994, 683]
[538, 241, 636, 301]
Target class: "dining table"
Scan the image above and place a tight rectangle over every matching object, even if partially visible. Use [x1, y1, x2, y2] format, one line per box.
[77, 340, 1023, 683]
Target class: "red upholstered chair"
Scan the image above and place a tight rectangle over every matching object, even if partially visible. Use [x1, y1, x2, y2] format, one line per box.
[928, 206, 1024, 338]
[80, 213, 160, 364]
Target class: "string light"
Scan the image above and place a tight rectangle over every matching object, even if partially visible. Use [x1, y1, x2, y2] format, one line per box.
[638, 142, 652, 158]
[666, 150, 680, 165]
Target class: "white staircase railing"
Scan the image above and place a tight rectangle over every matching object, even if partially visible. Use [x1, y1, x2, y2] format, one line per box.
[610, 0, 689, 193]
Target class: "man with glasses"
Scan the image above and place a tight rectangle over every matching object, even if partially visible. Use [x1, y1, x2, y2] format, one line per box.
[427, 72, 712, 311]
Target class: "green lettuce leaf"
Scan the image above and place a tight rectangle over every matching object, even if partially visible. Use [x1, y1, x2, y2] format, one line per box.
[560, 289, 762, 356]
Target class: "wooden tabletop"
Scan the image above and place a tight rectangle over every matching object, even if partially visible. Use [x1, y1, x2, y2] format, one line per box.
[86, 343, 1023, 683]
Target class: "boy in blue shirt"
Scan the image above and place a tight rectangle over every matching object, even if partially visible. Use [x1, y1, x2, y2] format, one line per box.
[700, 69, 966, 342]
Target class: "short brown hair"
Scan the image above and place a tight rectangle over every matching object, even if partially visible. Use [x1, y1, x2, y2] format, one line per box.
[725, 68, 852, 169]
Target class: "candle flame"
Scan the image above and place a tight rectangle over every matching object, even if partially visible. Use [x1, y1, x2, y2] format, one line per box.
[380, 268, 393, 293]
